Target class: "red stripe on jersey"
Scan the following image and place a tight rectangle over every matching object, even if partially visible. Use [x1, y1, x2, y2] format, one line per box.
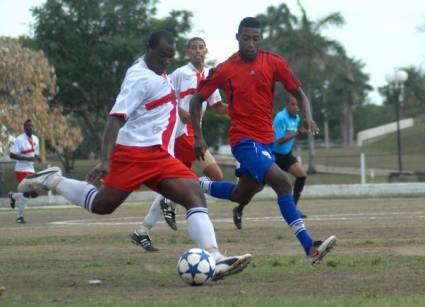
[161, 93, 177, 151]
[145, 92, 176, 110]
[21, 137, 35, 154]
[179, 88, 196, 99]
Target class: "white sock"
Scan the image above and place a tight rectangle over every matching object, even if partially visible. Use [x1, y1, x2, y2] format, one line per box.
[186, 207, 218, 250]
[198, 177, 212, 194]
[136, 194, 163, 234]
[12, 192, 24, 200]
[17, 196, 28, 218]
[54, 177, 98, 212]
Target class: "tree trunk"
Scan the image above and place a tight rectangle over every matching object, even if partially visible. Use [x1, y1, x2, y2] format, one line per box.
[341, 93, 354, 146]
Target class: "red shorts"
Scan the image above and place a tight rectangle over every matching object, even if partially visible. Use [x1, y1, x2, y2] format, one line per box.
[16, 171, 34, 183]
[174, 134, 196, 168]
[103, 145, 197, 192]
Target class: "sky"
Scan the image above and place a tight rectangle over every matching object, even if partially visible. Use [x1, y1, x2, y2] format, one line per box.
[1, 0, 424, 104]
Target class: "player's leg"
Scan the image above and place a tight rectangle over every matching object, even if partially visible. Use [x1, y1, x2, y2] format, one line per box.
[16, 194, 28, 224]
[131, 193, 164, 252]
[288, 161, 307, 217]
[159, 177, 252, 280]
[265, 164, 336, 264]
[198, 150, 223, 181]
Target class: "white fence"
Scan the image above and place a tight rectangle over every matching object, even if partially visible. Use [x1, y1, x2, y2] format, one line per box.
[357, 118, 414, 146]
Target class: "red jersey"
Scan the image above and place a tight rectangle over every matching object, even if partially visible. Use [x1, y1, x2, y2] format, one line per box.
[198, 50, 300, 146]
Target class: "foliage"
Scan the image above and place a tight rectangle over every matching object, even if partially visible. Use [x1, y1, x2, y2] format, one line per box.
[0, 38, 82, 165]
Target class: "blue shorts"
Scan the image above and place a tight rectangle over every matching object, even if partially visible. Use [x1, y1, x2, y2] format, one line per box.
[231, 139, 275, 184]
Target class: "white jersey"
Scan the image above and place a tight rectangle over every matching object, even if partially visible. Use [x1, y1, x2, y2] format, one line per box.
[10, 133, 39, 172]
[110, 58, 178, 155]
[170, 63, 222, 137]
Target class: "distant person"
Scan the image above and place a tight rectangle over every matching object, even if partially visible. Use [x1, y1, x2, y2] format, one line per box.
[273, 97, 308, 218]
[132, 36, 228, 251]
[8, 119, 40, 224]
[190, 17, 336, 264]
[18, 30, 251, 280]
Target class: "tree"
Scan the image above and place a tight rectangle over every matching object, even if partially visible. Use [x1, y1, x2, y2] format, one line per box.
[31, 0, 193, 155]
[0, 38, 82, 171]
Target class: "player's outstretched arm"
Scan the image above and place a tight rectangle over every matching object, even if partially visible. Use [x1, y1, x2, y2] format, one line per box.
[189, 92, 208, 160]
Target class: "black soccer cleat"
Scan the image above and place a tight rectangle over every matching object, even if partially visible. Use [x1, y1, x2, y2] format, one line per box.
[16, 217, 26, 224]
[232, 206, 243, 229]
[160, 199, 178, 231]
[131, 232, 159, 252]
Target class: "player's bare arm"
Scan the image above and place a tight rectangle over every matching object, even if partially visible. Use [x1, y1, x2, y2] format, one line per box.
[189, 92, 207, 160]
[290, 88, 319, 135]
[9, 152, 36, 162]
[86, 115, 125, 184]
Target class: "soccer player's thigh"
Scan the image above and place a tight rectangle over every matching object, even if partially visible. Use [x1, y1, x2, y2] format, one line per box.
[288, 161, 306, 178]
[195, 150, 223, 181]
[264, 163, 292, 194]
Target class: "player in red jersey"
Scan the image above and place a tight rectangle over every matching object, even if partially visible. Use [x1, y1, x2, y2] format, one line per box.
[190, 17, 336, 265]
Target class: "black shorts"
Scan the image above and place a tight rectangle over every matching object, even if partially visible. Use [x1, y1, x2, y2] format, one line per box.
[273, 151, 298, 172]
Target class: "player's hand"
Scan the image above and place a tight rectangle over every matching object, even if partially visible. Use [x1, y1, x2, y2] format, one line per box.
[298, 126, 308, 135]
[179, 108, 191, 124]
[194, 136, 207, 161]
[86, 161, 109, 185]
[301, 120, 320, 135]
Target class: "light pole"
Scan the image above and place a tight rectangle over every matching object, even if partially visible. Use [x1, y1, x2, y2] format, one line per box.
[385, 69, 408, 174]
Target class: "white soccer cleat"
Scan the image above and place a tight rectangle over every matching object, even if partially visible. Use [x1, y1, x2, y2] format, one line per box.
[212, 253, 252, 281]
[308, 235, 337, 265]
[17, 167, 62, 193]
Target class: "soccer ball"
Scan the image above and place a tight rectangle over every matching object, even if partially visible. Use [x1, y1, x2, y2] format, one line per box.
[177, 248, 215, 286]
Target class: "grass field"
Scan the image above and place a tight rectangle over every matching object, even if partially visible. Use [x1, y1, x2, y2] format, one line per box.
[1, 196, 425, 306]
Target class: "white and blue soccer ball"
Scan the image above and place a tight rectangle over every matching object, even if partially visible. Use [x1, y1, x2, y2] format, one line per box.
[177, 248, 215, 286]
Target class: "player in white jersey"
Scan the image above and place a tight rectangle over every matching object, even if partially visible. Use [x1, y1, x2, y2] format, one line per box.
[18, 31, 251, 281]
[8, 119, 41, 223]
[132, 37, 228, 251]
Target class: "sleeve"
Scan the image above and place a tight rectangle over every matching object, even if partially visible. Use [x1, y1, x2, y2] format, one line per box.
[273, 114, 287, 142]
[109, 70, 146, 120]
[274, 56, 301, 91]
[9, 138, 20, 154]
[206, 89, 222, 107]
[198, 65, 225, 101]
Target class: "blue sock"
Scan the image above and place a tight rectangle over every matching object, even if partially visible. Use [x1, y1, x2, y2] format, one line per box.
[209, 181, 235, 200]
[277, 194, 313, 255]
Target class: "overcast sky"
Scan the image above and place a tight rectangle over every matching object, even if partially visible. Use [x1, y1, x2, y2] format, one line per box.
[1, 0, 424, 104]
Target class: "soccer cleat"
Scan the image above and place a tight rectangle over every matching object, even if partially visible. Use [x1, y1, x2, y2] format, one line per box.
[8, 192, 15, 209]
[160, 199, 178, 231]
[308, 235, 337, 265]
[131, 232, 159, 252]
[16, 217, 26, 224]
[212, 253, 252, 281]
[232, 206, 243, 229]
[17, 167, 62, 193]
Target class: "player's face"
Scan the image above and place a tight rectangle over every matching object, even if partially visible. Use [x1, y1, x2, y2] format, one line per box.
[287, 98, 299, 117]
[24, 122, 33, 136]
[146, 39, 176, 75]
[236, 27, 262, 61]
[186, 40, 207, 67]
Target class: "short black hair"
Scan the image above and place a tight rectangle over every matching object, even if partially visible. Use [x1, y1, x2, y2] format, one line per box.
[238, 17, 261, 34]
[186, 37, 206, 48]
[147, 30, 175, 49]
[24, 119, 32, 125]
